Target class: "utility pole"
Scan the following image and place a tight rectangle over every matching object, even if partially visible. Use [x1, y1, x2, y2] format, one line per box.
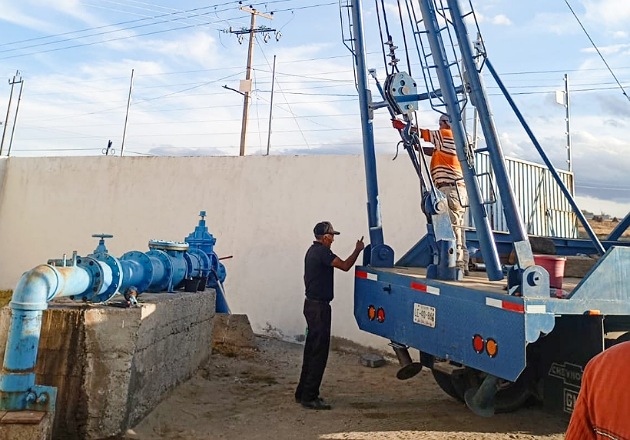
[563, 74, 572, 173]
[230, 7, 275, 156]
[555, 74, 572, 172]
[266, 55, 277, 156]
[1, 70, 23, 156]
[7, 75, 24, 157]
[120, 68, 134, 157]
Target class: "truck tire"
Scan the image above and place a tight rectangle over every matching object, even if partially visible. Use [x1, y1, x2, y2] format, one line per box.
[463, 367, 535, 414]
[431, 368, 465, 402]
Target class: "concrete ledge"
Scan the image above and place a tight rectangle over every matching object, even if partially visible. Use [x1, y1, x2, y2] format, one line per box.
[0, 411, 53, 440]
[0, 290, 215, 439]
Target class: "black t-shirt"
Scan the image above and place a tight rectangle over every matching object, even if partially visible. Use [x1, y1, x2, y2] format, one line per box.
[304, 242, 337, 302]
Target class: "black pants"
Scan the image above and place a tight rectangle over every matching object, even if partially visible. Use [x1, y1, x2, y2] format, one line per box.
[295, 299, 331, 402]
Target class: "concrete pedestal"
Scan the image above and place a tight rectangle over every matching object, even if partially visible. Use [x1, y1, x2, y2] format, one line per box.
[0, 290, 215, 440]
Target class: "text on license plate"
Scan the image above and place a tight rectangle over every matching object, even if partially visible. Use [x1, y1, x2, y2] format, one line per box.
[413, 303, 436, 328]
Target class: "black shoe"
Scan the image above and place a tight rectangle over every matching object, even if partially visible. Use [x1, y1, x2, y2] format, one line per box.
[301, 398, 331, 410]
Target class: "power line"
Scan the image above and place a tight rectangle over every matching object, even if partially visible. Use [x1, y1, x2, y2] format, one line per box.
[563, 0, 630, 102]
[0, 1, 335, 60]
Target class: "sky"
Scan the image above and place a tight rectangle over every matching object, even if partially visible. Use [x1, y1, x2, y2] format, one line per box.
[0, 0, 629, 218]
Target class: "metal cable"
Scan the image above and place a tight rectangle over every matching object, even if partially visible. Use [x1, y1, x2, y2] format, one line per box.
[563, 0, 630, 102]
[374, 0, 391, 76]
[396, 0, 413, 75]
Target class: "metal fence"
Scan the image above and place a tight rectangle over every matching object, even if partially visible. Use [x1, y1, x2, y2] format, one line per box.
[469, 153, 578, 239]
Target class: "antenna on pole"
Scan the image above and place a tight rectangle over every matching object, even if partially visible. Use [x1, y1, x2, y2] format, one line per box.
[229, 7, 276, 156]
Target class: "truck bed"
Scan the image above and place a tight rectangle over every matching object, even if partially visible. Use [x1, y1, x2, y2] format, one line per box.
[375, 266, 581, 296]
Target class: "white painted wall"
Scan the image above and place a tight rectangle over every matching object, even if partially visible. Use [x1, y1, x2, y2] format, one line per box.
[0, 155, 426, 348]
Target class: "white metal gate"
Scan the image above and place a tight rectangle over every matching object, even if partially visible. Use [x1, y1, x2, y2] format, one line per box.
[469, 153, 577, 239]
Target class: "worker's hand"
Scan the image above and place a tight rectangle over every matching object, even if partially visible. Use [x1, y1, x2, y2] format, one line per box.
[356, 236, 365, 252]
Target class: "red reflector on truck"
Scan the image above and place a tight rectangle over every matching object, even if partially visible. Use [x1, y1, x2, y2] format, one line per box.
[410, 282, 440, 295]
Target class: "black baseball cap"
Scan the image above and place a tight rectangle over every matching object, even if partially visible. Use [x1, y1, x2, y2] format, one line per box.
[314, 221, 340, 237]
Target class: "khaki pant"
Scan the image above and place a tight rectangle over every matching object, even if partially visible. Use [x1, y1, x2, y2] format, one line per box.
[438, 184, 468, 265]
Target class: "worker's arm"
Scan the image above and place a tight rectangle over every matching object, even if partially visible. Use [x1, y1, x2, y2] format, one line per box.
[332, 237, 365, 272]
[418, 128, 435, 156]
[565, 359, 596, 439]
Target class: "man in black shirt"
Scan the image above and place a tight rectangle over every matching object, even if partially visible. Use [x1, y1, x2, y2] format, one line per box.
[295, 221, 365, 410]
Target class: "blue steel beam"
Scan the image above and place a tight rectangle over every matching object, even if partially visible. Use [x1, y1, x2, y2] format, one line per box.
[446, 0, 534, 269]
[350, 0, 394, 267]
[416, 0, 503, 280]
[485, 59, 605, 256]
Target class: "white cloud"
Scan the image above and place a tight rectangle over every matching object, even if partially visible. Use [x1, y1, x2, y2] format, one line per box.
[0, 0, 98, 31]
[582, 0, 630, 26]
[135, 32, 220, 67]
[528, 12, 578, 35]
[0, 3, 53, 31]
[490, 15, 512, 26]
[575, 195, 630, 218]
[582, 43, 630, 55]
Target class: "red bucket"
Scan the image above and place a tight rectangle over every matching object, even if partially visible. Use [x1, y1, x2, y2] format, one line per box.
[533, 255, 566, 289]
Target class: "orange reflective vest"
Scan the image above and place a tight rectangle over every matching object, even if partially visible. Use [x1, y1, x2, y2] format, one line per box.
[419, 127, 463, 187]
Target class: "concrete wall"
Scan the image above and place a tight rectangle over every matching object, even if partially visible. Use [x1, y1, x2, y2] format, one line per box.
[0, 155, 426, 348]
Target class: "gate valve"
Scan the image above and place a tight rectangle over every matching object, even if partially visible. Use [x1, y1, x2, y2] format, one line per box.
[92, 234, 114, 254]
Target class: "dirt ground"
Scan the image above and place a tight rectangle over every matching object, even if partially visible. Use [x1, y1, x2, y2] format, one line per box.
[577, 218, 630, 240]
[124, 336, 568, 440]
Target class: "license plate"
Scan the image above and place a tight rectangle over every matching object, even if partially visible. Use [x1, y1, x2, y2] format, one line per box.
[413, 303, 436, 328]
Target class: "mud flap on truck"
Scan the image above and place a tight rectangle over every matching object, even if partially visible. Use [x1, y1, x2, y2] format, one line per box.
[535, 315, 604, 418]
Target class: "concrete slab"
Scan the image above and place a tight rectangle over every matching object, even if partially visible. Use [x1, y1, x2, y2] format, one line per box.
[1, 411, 45, 424]
[0, 411, 53, 440]
[212, 313, 256, 349]
[0, 290, 215, 440]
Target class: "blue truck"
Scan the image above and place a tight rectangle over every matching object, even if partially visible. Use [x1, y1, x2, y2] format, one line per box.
[343, 0, 630, 417]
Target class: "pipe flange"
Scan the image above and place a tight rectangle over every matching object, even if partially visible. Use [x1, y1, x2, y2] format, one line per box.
[148, 240, 189, 252]
[120, 251, 153, 293]
[146, 249, 173, 292]
[90, 253, 123, 303]
[188, 248, 212, 276]
[74, 256, 104, 301]
[182, 252, 198, 278]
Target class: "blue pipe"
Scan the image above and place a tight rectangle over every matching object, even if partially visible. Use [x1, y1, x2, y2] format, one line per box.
[485, 59, 605, 256]
[1, 264, 92, 411]
[1, 211, 229, 412]
[417, 0, 503, 280]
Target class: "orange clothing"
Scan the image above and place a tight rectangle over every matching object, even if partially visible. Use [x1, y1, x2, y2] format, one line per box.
[419, 127, 463, 187]
[565, 341, 630, 440]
